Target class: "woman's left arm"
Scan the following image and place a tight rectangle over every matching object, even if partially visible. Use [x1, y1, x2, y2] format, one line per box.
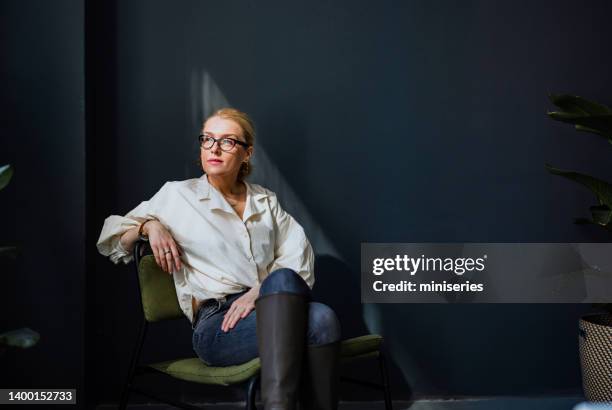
[221, 283, 261, 332]
[267, 193, 315, 289]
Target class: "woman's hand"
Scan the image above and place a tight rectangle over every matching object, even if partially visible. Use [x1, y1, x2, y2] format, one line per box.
[221, 285, 260, 332]
[144, 220, 183, 274]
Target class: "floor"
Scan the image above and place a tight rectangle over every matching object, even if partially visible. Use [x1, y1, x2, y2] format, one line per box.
[96, 395, 611, 410]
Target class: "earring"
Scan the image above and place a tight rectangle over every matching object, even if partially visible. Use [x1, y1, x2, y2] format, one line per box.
[243, 161, 250, 173]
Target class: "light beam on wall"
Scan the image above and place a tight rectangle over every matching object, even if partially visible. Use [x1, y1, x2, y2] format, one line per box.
[189, 69, 342, 261]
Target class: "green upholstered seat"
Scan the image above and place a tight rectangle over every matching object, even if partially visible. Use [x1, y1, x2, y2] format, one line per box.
[147, 334, 384, 386]
[340, 334, 382, 358]
[149, 357, 261, 386]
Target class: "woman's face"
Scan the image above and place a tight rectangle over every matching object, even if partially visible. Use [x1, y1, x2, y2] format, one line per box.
[200, 116, 252, 181]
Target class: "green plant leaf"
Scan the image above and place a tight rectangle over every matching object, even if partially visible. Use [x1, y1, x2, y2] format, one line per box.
[0, 246, 18, 259]
[590, 205, 612, 226]
[548, 94, 612, 115]
[0, 164, 13, 191]
[547, 112, 612, 138]
[545, 163, 612, 209]
[574, 125, 612, 144]
[547, 95, 612, 139]
[0, 328, 39, 349]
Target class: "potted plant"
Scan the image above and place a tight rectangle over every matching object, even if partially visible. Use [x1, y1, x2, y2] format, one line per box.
[0, 164, 39, 357]
[546, 95, 612, 402]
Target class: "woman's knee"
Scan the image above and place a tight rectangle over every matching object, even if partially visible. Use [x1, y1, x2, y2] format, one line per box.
[260, 268, 310, 297]
[307, 302, 341, 345]
[192, 313, 259, 366]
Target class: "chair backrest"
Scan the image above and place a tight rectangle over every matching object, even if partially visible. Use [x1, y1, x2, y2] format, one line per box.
[134, 242, 184, 322]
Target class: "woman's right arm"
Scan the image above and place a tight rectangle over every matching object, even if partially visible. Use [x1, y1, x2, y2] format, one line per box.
[118, 225, 140, 254]
[97, 182, 182, 272]
[97, 212, 145, 265]
[119, 220, 183, 273]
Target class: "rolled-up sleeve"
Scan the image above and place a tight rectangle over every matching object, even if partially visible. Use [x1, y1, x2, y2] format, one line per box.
[96, 182, 170, 264]
[268, 193, 315, 289]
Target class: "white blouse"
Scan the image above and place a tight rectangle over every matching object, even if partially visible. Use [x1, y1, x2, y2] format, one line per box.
[96, 174, 315, 326]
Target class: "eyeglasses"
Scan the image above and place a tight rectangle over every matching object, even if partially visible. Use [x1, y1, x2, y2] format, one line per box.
[198, 134, 250, 152]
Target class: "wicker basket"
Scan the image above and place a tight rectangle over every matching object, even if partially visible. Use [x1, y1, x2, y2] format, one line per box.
[579, 313, 612, 403]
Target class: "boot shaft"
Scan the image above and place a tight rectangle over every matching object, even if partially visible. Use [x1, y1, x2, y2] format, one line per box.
[256, 292, 309, 410]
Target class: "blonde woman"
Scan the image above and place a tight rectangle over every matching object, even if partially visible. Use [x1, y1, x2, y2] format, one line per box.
[97, 108, 342, 410]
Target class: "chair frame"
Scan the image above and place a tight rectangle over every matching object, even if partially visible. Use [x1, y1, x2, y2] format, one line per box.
[119, 240, 259, 410]
[340, 352, 393, 410]
[119, 240, 393, 410]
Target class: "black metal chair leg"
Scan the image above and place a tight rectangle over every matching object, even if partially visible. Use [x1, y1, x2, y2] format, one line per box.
[245, 373, 259, 410]
[119, 320, 148, 410]
[378, 351, 393, 410]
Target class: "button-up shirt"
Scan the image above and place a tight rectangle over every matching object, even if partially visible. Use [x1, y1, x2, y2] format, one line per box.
[96, 175, 315, 326]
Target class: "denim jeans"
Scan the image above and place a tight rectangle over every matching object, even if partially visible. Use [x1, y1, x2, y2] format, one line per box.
[192, 268, 342, 366]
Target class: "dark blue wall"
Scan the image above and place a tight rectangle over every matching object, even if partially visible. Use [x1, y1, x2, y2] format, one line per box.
[3, 0, 612, 407]
[90, 0, 612, 401]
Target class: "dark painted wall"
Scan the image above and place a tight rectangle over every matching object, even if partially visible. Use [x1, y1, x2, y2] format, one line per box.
[3, 0, 612, 407]
[0, 0, 85, 408]
[89, 0, 612, 404]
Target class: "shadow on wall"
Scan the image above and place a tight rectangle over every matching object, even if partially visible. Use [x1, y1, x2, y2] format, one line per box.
[315, 254, 413, 400]
[189, 69, 369, 336]
[189, 69, 413, 398]
[365, 301, 590, 396]
[189, 69, 342, 259]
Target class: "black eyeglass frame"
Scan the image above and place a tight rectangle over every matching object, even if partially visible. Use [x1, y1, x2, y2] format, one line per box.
[198, 134, 250, 151]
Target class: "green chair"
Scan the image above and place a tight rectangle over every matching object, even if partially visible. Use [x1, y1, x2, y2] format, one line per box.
[119, 240, 393, 409]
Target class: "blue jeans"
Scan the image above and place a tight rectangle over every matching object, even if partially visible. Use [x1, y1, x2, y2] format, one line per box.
[192, 268, 342, 366]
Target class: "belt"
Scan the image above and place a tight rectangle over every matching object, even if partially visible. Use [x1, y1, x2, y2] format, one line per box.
[195, 297, 225, 316]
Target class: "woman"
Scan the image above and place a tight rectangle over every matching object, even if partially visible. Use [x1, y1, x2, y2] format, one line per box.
[97, 108, 342, 410]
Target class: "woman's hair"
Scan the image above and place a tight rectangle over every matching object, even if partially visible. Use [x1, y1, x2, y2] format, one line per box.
[201, 108, 256, 181]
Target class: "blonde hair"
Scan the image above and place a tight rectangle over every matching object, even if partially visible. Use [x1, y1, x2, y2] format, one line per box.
[201, 108, 255, 181]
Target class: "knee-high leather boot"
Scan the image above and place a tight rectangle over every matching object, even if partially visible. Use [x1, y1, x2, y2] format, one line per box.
[297, 340, 341, 410]
[256, 292, 309, 410]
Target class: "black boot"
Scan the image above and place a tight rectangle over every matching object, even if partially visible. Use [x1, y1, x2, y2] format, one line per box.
[298, 340, 341, 410]
[256, 292, 309, 410]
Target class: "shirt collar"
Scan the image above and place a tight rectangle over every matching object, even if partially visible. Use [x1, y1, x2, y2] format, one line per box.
[196, 174, 268, 220]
